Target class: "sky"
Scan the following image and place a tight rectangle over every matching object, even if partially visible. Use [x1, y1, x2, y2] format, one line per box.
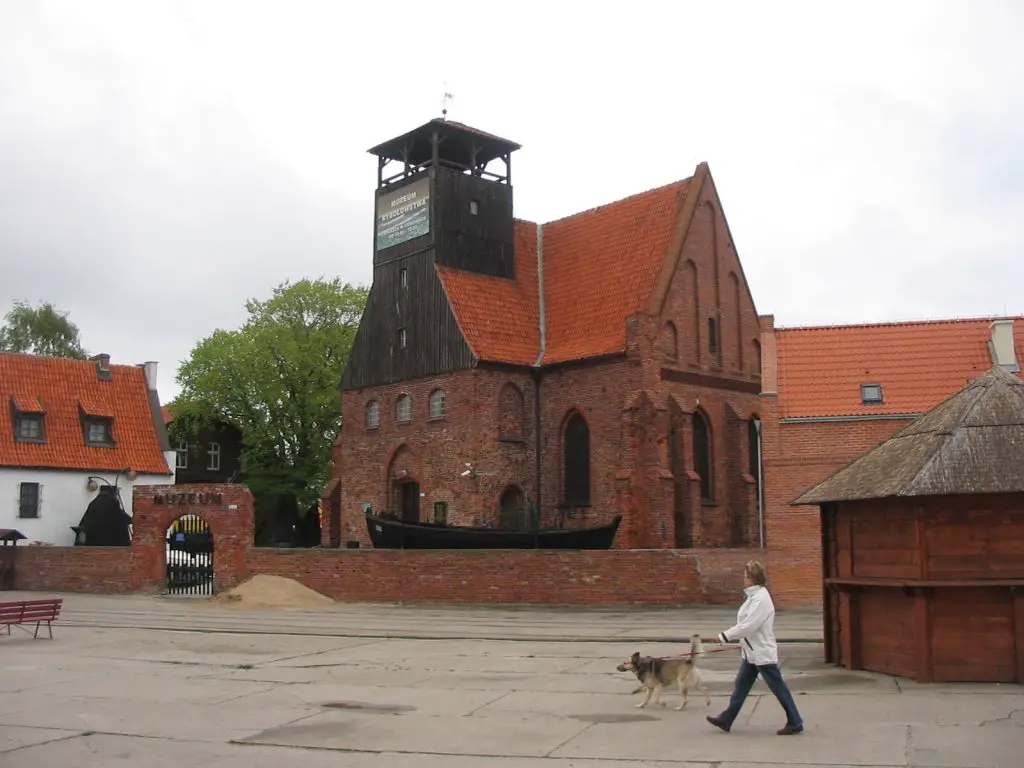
[1, 0, 1022, 402]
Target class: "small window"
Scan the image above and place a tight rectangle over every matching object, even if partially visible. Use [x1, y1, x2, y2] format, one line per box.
[176, 441, 188, 469]
[18, 482, 40, 519]
[861, 383, 884, 404]
[708, 317, 719, 354]
[396, 394, 412, 423]
[365, 400, 381, 429]
[469, 199, 479, 216]
[84, 418, 112, 445]
[433, 501, 448, 525]
[399, 268, 408, 288]
[428, 389, 446, 420]
[207, 442, 221, 471]
[398, 328, 407, 349]
[15, 414, 44, 442]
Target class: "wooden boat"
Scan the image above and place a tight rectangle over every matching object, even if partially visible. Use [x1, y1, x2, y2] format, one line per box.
[364, 510, 621, 550]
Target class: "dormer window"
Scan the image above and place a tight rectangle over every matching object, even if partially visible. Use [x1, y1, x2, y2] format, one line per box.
[10, 397, 46, 443]
[84, 417, 113, 446]
[16, 414, 44, 442]
[860, 383, 884, 405]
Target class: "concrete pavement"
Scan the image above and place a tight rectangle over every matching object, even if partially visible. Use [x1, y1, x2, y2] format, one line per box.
[0, 590, 825, 641]
[0, 593, 1021, 766]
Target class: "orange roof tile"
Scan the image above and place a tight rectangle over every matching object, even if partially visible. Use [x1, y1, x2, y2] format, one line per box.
[776, 317, 1024, 419]
[438, 220, 541, 366]
[438, 179, 690, 366]
[540, 180, 689, 364]
[0, 353, 172, 475]
[12, 395, 44, 413]
[162, 405, 174, 425]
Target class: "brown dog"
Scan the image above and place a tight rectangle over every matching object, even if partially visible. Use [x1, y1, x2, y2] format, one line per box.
[616, 634, 711, 711]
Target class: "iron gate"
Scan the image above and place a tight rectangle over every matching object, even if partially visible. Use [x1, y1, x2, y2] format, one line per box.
[165, 515, 214, 595]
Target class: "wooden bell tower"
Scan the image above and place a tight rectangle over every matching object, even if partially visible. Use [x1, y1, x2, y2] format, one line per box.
[367, 118, 521, 279]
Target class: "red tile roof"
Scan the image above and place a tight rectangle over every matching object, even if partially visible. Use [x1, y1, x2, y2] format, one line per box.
[438, 178, 692, 366]
[438, 220, 541, 366]
[0, 353, 172, 475]
[162, 405, 174, 425]
[775, 317, 1024, 419]
[541, 180, 689, 364]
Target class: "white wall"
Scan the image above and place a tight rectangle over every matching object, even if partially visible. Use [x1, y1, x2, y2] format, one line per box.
[1, 466, 175, 546]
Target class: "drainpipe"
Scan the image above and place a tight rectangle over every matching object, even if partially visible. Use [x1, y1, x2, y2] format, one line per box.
[532, 223, 546, 522]
[755, 419, 765, 549]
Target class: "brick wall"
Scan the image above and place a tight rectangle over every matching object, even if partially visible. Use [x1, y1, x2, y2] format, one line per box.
[14, 546, 139, 593]
[13, 539, 785, 606]
[245, 547, 763, 606]
[337, 368, 540, 548]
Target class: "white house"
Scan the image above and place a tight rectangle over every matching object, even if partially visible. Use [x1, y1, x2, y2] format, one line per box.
[0, 352, 176, 545]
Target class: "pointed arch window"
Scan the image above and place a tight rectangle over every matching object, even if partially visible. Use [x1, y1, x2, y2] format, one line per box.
[693, 410, 713, 503]
[563, 411, 591, 507]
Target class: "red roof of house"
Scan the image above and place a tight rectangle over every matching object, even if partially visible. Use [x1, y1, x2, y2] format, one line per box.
[437, 178, 692, 366]
[161, 405, 174, 425]
[0, 353, 172, 475]
[775, 317, 1024, 419]
[438, 220, 541, 366]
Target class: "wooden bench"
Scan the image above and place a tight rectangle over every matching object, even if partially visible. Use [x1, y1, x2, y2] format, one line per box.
[0, 598, 62, 639]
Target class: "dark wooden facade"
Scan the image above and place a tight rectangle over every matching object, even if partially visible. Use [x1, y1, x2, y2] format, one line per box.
[342, 120, 520, 392]
[821, 495, 1024, 683]
[172, 420, 244, 485]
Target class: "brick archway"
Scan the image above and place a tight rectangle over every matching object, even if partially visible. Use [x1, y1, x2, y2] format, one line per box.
[133, 484, 253, 594]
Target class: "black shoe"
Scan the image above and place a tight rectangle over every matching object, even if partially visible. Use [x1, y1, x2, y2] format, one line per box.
[707, 715, 731, 733]
[777, 724, 804, 735]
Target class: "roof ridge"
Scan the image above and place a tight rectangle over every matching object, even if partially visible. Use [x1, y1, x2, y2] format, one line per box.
[0, 352, 144, 371]
[540, 177, 691, 227]
[776, 314, 1024, 333]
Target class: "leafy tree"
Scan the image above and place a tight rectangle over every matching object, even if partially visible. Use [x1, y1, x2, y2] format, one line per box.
[0, 301, 88, 358]
[171, 278, 368, 515]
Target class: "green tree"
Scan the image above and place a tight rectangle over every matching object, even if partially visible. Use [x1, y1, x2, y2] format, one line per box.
[0, 301, 88, 358]
[171, 278, 368, 513]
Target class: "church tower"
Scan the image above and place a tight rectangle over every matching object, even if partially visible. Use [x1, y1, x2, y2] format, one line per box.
[341, 118, 522, 391]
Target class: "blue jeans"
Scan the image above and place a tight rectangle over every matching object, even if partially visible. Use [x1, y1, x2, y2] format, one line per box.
[721, 658, 803, 728]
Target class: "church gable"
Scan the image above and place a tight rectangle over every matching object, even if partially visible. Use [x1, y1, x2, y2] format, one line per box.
[651, 166, 761, 383]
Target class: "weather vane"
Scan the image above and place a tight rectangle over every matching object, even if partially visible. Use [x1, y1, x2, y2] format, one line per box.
[441, 85, 454, 120]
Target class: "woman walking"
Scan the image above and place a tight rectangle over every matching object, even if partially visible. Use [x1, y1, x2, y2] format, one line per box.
[706, 560, 804, 735]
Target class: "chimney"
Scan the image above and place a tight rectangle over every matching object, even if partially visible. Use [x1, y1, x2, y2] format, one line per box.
[141, 361, 159, 391]
[988, 320, 1020, 372]
[89, 353, 112, 381]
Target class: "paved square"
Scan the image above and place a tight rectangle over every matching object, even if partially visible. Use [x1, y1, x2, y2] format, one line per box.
[0, 594, 1021, 766]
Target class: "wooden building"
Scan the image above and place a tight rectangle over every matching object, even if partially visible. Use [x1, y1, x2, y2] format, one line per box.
[794, 365, 1024, 683]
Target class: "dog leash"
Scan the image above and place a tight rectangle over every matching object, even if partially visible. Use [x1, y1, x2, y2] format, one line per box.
[663, 645, 743, 660]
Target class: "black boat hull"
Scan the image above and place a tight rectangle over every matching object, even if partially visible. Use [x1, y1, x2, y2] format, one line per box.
[365, 512, 621, 550]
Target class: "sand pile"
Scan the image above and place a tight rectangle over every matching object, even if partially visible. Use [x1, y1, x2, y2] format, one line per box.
[214, 574, 336, 610]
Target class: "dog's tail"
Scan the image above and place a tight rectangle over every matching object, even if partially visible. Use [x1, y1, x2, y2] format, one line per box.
[690, 634, 705, 660]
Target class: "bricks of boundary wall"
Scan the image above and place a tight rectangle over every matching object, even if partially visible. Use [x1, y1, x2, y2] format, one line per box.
[14, 546, 138, 593]
[132, 484, 255, 593]
[244, 548, 768, 606]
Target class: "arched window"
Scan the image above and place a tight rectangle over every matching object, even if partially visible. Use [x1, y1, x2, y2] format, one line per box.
[563, 411, 591, 507]
[663, 321, 678, 361]
[395, 394, 412, 424]
[365, 400, 380, 429]
[693, 410, 713, 503]
[498, 383, 525, 441]
[428, 389, 446, 420]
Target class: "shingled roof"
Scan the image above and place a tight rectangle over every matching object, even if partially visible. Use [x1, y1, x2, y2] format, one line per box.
[793, 365, 1024, 505]
[436, 174, 697, 366]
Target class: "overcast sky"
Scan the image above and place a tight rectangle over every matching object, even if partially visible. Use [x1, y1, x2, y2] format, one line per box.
[1, 1, 1021, 402]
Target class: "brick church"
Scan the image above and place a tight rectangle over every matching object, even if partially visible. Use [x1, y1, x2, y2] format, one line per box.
[322, 118, 765, 551]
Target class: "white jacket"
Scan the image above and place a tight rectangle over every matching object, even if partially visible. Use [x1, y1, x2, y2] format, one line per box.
[717, 584, 779, 666]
